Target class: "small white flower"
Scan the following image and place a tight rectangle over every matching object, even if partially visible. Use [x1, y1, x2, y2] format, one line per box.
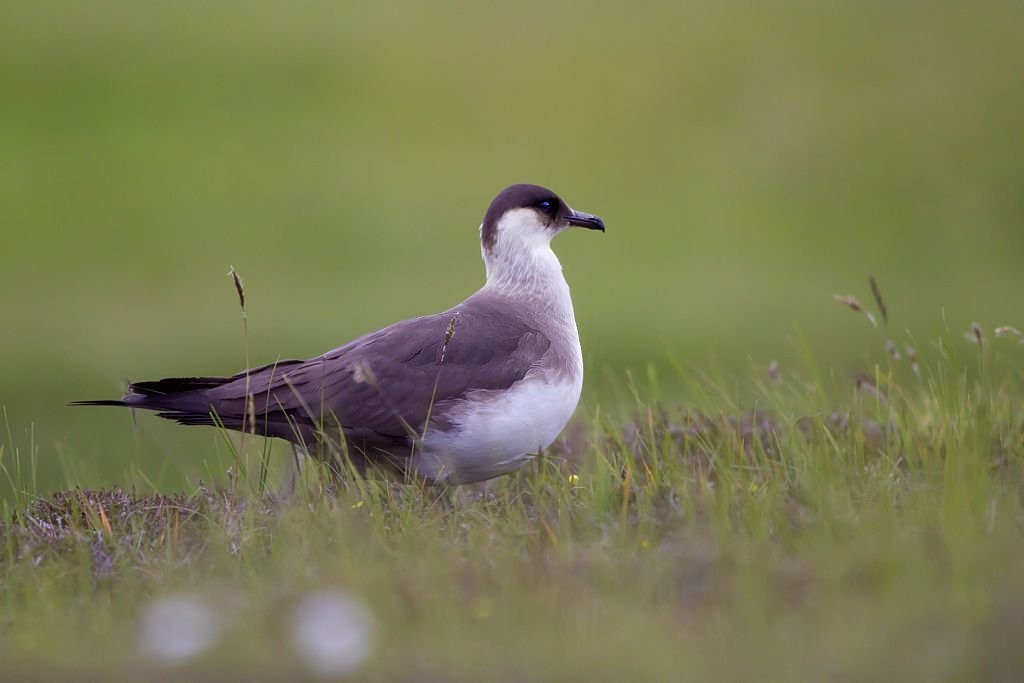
[290, 590, 375, 678]
[139, 595, 220, 664]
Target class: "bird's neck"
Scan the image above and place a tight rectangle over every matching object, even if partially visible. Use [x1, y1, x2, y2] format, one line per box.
[482, 244, 577, 327]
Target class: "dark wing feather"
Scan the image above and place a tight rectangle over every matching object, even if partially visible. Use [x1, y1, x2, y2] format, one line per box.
[130, 359, 306, 396]
[197, 296, 550, 447]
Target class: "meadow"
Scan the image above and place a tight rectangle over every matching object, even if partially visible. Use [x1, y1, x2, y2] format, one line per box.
[3, 1, 1024, 679]
[3, 329, 1023, 680]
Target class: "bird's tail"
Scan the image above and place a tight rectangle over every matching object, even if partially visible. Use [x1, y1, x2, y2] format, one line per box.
[127, 376, 235, 396]
[70, 359, 311, 443]
[69, 375, 234, 409]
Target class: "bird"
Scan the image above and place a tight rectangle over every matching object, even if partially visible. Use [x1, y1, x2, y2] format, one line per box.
[73, 184, 605, 485]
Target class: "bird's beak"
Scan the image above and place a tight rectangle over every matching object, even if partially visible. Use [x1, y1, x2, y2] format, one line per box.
[567, 208, 605, 232]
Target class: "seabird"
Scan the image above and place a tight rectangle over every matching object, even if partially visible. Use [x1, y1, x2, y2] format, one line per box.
[73, 184, 605, 485]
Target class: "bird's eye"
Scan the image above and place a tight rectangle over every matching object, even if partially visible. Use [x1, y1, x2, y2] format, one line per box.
[537, 199, 556, 214]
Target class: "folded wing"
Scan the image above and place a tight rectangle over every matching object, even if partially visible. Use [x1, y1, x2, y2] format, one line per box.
[134, 298, 551, 458]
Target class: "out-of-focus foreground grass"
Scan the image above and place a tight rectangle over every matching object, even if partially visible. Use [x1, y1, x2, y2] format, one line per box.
[2, 341, 1023, 680]
[2, 1, 1024, 492]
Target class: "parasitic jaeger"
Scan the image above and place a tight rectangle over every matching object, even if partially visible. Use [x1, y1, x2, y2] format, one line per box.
[73, 184, 605, 485]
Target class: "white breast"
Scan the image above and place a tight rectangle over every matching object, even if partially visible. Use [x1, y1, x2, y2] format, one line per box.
[419, 231, 584, 484]
[415, 365, 583, 485]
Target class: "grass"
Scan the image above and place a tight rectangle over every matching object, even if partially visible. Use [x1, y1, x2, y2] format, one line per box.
[2, 318, 1023, 681]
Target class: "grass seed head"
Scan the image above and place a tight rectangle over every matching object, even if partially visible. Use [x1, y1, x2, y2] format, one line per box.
[351, 362, 378, 386]
[833, 294, 878, 327]
[855, 373, 888, 404]
[903, 344, 921, 376]
[444, 315, 459, 346]
[995, 325, 1024, 344]
[869, 275, 888, 325]
[439, 314, 460, 364]
[965, 322, 986, 347]
[228, 266, 246, 315]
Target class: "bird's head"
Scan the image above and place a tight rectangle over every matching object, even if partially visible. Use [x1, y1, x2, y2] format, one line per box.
[479, 184, 604, 280]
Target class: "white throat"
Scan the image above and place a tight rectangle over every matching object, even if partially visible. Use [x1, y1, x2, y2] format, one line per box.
[480, 210, 575, 324]
[482, 209, 565, 286]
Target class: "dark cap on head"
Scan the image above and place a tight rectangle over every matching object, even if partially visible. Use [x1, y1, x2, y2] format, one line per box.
[481, 184, 604, 253]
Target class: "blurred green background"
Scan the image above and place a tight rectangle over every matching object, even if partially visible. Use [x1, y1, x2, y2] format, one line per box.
[3, 1, 1023, 493]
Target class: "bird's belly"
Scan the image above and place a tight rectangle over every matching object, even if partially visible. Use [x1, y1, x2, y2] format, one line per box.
[417, 374, 582, 484]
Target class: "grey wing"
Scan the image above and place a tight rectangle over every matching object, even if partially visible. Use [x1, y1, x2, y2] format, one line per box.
[205, 302, 551, 448]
